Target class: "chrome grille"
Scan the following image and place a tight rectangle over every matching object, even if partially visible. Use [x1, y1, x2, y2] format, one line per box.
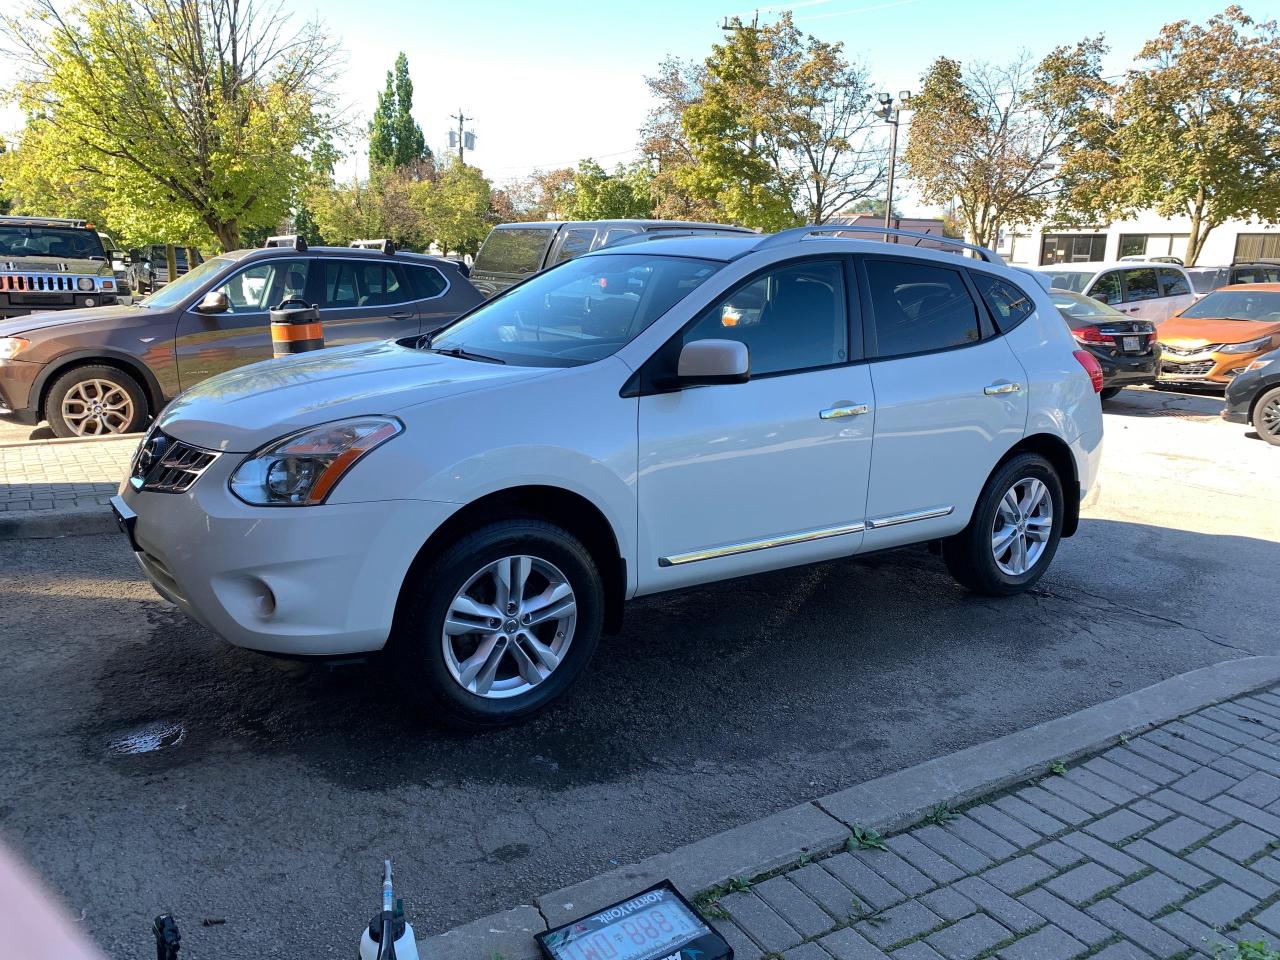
[1161, 343, 1219, 357]
[1161, 360, 1214, 377]
[129, 428, 219, 493]
[0, 273, 96, 292]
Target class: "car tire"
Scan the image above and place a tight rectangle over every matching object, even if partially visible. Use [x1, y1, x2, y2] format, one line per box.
[1099, 386, 1122, 400]
[45, 365, 149, 438]
[1253, 386, 1280, 446]
[389, 519, 605, 728]
[942, 453, 1064, 597]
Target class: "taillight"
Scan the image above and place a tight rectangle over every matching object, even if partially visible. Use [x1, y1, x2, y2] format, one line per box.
[1073, 350, 1105, 393]
[1071, 325, 1109, 345]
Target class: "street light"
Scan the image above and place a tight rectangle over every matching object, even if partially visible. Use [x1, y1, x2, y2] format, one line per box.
[875, 91, 913, 236]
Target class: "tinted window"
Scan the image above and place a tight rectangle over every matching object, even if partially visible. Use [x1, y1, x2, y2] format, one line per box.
[0, 226, 107, 260]
[972, 273, 1034, 331]
[473, 227, 555, 275]
[215, 261, 285, 313]
[1179, 290, 1280, 322]
[1158, 268, 1190, 297]
[1090, 271, 1122, 304]
[553, 228, 596, 264]
[1041, 270, 1096, 294]
[682, 261, 848, 376]
[430, 253, 722, 367]
[321, 261, 409, 308]
[866, 259, 981, 357]
[1187, 267, 1226, 295]
[1123, 268, 1159, 302]
[407, 264, 448, 299]
[603, 228, 638, 246]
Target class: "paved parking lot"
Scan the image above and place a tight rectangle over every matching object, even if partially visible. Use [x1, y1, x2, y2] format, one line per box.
[0, 387, 1275, 959]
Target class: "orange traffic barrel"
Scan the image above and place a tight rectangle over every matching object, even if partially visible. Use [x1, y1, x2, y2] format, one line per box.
[270, 299, 324, 357]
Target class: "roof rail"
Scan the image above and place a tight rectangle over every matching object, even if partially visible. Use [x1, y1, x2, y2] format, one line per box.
[264, 234, 307, 252]
[350, 238, 397, 255]
[601, 227, 760, 249]
[750, 224, 1004, 264]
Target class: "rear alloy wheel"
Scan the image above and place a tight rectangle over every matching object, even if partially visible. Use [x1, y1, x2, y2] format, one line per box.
[943, 453, 1064, 596]
[1253, 386, 1280, 446]
[391, 519, 604, 727]
[46, 365, 148, 438]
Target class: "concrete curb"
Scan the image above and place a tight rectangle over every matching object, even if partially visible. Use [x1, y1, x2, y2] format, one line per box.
[0, 431, 142, 449]
[0, 504, 117, 540]
[419, 655, 1280, 960]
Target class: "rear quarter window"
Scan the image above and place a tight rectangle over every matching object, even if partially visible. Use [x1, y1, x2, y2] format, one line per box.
[473, 228, 556, 276]
[971, 272, 1035, 332]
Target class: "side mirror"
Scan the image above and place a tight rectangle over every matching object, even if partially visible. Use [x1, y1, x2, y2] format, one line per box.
[677, 339, 749, 386]
[195, 290, 229, 314]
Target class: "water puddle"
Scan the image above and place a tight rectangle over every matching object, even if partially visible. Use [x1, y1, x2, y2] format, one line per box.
[107, 721, 187, 756]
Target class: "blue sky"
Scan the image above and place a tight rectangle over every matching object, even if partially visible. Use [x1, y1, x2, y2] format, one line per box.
[298, 0, 1236, 200]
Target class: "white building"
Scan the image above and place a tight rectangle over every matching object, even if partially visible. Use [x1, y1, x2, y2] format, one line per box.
[995, 213, 1280, 268]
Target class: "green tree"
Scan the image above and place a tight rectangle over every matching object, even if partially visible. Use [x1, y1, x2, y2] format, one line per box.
[560, 159, 655, 220]
[1, 0, 343, 252]
[1055, 6, 1280, 265]
[420, 162, 491, 255]
[306, 178, 386, 247]
[903, 41, 1106, 249]
[369, 52, 431, 171]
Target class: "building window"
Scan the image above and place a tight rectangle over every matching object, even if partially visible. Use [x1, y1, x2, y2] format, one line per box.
[1235, 234, 1280, 262]
[1040, 234, 1106, 265]
[1117, 233, 1189, 259]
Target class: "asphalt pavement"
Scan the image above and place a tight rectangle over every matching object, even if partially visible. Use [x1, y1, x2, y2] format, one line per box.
[1, 386, 1275, 959]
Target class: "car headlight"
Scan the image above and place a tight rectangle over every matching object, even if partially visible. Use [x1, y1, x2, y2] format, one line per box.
[1219, 335, 1275, 355]
[0, 337, 30, 360]
[1245, 357, 1275, 373]
[229, 416, 403, 506]
[77, 277, 95, 291]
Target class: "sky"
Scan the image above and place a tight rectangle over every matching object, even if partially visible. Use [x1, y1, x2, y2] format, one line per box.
[0, 0, 1243, 215]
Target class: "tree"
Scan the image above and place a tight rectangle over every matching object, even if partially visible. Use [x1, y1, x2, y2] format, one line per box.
[559, 159, 655, 221]
[640, 57, 718, 221]
[2, 0, 343, 252]
[1055, 7, 1280, 265]
[421, 162, 491, 255]
[499, 167, 574, 221]
[369, 52, 431, 171]
[903, 41, 1106, 249]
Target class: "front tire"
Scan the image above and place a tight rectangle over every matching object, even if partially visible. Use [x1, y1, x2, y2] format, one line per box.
[390, 519, 605, 728]
[45, 365, 149, 438]
[1253, 386, 1280, 446]
[943, 453, 1064, 596]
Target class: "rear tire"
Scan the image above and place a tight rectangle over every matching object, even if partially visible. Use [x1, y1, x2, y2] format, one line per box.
[45, 365, 149, 438]
[389, 519, 605, 728]
[1099, 386, 1122, 400]
[943, 453, 1064, 596]
[1253, 386, 1280, 446]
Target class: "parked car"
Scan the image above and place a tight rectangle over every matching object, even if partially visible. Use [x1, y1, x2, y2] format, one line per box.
[468, 219, 755, 298]
[97, 232, 133, 299]
[1185, 262, 1280, 299]
[1034, 261, 1196, 324]
[112, 225, 1104, 726]
[1156, 284, 1280, 388]
[126, 244, 204, 295]
[1120, 255, 1184, 265]
[1222, 345, 1280, 445]
[1049, 288, 1159, 399]
[0, 215, 121, 319]
[0, 237, 482, 437]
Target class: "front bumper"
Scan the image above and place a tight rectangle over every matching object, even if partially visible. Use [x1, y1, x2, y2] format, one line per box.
[0, 292, 118, 319]
[1158, 351, 1254, 386]
[116, 454, 461, 657]
[0, 358, 44, 421]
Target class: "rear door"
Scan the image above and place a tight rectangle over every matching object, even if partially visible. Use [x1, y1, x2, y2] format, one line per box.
[315, 258, 421, 346]
[1114, 267, 1167, 322]
[1157, 268, 1195, 320]
[858, 256, 1028, 551]
[404, 262, 469, 335]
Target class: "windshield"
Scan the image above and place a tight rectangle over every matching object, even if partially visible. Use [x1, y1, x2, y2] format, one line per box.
[429, 253, 724, 366]
[0, 225, 106, 261]
[1050, 290, 1124, 320]
[138, 256, 230, 309]
[1039, 269, 1098, 294]
[473, 227, 557, 276]
[1178, 289, 1280, 322]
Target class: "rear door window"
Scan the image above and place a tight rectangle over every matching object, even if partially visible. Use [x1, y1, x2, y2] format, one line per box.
[1158, 268, 1190, 297]
[864, 259, 982, 358]
[473, 228, 556, 276]
[322, 260, 411, 308]
[1089, 271, 1122, 305]
[1122, 268, 1160, 302]
[553, 228, 597, 264]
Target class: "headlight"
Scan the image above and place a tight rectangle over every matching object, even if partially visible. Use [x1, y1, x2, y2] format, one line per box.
[0, 337, 30, 360]
[1245, 357, 1275, 373]
[77, 277, 94, 291]
[229, 416, 403, 506]
[1219, 335, 1275, 355]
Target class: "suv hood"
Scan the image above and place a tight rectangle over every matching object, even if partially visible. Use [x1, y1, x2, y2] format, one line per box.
[157, 339, 553, 451]
[0, 303, 144, 337]
[1159, 316, 1280, 347]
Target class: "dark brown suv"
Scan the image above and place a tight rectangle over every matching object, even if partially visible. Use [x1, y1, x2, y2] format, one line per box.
[0, 238, 482, 437]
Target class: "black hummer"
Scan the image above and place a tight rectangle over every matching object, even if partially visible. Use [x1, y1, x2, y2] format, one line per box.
[0, 216, 121, 319]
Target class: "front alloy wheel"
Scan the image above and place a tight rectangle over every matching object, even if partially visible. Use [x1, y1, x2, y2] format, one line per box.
[46, 364, 149, 438]
[1253, 387, 1280, 447]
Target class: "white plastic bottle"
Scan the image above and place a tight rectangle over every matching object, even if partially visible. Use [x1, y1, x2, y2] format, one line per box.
[359, 860, 421, 960]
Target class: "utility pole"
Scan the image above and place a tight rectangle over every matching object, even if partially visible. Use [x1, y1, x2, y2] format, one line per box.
[875, 91, 913, 239]
[720, 10, 759, 32]
[447, 110, 475, 165]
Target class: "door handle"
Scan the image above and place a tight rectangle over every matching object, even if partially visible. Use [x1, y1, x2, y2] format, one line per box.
[388, 311, 414, 319]
[984, 382, 1023, 396]
[819, 403, 870, 419]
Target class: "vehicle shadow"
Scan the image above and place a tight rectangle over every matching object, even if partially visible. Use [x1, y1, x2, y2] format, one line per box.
[1103, 385, 1223, 419]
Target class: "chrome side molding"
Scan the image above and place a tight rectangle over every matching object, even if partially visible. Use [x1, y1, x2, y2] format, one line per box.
[866, 505, 954, 528]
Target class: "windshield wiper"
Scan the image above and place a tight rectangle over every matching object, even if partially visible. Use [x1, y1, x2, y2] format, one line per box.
[428, 345, 506, 364]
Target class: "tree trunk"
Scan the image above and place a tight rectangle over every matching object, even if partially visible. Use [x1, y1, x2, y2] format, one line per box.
[210, 220, 242, 253]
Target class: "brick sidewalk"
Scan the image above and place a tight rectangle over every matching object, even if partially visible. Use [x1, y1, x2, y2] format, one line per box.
[0, 436, 137, 513]
[708, 690, 1280, 960]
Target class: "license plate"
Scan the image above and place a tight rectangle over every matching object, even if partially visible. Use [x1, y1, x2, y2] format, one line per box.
[1122, 336, 1140, 352]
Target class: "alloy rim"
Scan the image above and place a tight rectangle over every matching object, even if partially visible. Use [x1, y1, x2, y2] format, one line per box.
[991, 477, 1053, 577]
[441, 555, 577, 699]
[61, 379, 134, 436]
[1262, 398, 1280, 438]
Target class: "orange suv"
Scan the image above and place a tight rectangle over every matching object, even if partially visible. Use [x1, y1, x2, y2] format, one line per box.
[1157, 283, 1280, 387]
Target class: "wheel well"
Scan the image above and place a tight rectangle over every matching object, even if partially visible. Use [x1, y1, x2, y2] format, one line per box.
[997, 433, 1081, 537]
[399, 485, 628, 633]
[38, 356, 161, 421]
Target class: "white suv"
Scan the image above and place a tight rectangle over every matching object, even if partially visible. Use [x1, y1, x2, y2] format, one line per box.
[113, 227, 1104, 726]
[1034, 261, 1196, 324]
